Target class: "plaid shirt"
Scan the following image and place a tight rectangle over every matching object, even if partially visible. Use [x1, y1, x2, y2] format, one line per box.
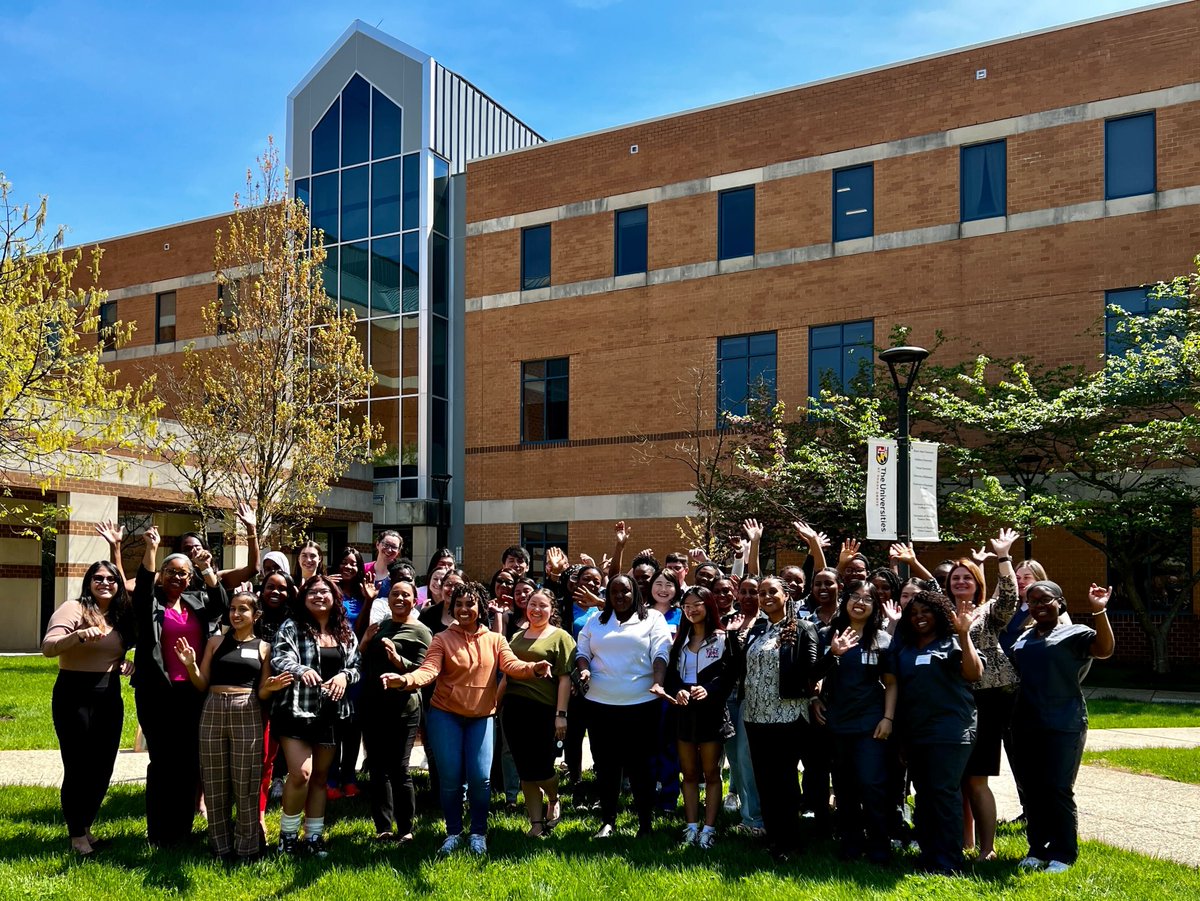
[270, 618, 360, 721]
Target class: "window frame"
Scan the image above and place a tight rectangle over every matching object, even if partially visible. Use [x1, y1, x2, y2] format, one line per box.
[960, 139, 1007, 222]
[520, 522, 569, 579]
[832, 165, 874, 242]
[716, 331, 777, 421]
[808, 320, 875, 402]
[521, 224, 551, 292]
[614, 206, 648, 276]
[520, 357, 569, 444]
[155, 291, 176, 344]
[98, 300, 118, 352]
[1105, 111, 1156, 201]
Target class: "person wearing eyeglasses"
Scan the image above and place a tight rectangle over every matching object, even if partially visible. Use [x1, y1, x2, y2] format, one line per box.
[42, 561, 136, 856]
[132, 526, 228, 847]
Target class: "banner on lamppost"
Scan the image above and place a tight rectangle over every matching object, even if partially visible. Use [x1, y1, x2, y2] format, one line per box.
[909, 440, 940, 542]
[866, 438, 897, 540]
[865, 438, 940, 542]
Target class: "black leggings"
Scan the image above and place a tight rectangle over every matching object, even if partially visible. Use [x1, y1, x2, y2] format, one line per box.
[135, 679, 205, 845]
[586, 699, 658, 830]
[361, 697, 421, 835]
[52, 670, 123, 838]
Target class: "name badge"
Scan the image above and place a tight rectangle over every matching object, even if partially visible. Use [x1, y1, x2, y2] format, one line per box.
[861, 651, 878, 665]
[240, 647, 260, 660]
[1012, 638, 1026, 651]
[915, 653, 932, 666]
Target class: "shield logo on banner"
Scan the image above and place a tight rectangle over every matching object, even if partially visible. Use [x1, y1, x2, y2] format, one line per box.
[875, 445, 889, 465]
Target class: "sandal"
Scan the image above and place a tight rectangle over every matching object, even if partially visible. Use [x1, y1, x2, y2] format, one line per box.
[526, 820, 547, 838]
[545, 798, 561, 829]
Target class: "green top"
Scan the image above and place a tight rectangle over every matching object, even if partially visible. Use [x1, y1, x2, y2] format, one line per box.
[505, 626, 576, 707]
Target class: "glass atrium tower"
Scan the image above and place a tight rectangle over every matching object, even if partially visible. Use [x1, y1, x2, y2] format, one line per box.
[287, 21, 540, 561]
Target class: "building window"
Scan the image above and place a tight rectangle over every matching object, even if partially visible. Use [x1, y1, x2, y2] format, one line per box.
[98, 301, 118, 352]
[156, 291, 176, 344]
[216, 281, 238, 334]
[718, 187, 755, 260]
[717, 332, 776, 419]
[522, 225, 551, 291]
[1105, 112, 1156, 200]
[521, 522, 568, 578]
[521, 358, 569, 442]
[614, 206, 648, 276]
[961, 140, 1006, 221]
[809, 320, 874, 398]
[1105, 286, 1184, 357]
[833, 165, 874, 242]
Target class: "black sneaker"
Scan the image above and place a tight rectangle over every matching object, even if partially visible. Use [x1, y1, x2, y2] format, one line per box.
[305, 836, 329, 859]
[278, 833, 300, 856]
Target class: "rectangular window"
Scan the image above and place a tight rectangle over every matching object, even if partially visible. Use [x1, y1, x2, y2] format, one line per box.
[809, 320, 874, 398]
[960, 140, 1007, 221]
[521, 357, 569, 442]
[216, 281, 238, 335]
[614, 206, 648, 276]
[98, 301, 118, 352]
[521, 522, 568, 578]
[717, 187, 755, 260]
[521, 225, 551, 291]
[833, 165, 874, 242]
[1105, 112, 1155, 200]
[1104, 285, 1184, 357]
[156, 291, 176, 344]
[717, 332, 776, 419]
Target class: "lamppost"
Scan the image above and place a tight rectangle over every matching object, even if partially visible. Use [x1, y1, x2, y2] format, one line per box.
[879, 346, 930, 579]
[431, 474, 452, 551]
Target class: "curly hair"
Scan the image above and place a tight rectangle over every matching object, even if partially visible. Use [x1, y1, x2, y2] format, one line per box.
[448, 580, 490, 622]
[896, 589, 956, 645]
[296, 574, 353, 645]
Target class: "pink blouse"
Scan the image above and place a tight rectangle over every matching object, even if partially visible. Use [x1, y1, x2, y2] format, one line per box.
[161, 605, 204, 682]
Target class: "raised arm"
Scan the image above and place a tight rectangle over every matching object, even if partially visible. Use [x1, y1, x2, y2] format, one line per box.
[793, 521, 827, 573]
[889, 542, 933, 581]
[986, 528, 1021, 627]
[744, 519, 763, 578]
[218, 502, 261, 588]
[608, 521, 629, 580]
[94, 520, 133, 592]
[952, 600, 984, 682]
[1087, 584, 1116, 660]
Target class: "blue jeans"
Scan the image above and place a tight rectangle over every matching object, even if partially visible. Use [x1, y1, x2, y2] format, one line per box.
[726, 697, 762, 828]
[425, 706, 494, 835]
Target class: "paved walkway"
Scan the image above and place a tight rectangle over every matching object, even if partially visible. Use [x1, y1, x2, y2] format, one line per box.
[3, 727, 1196, 866]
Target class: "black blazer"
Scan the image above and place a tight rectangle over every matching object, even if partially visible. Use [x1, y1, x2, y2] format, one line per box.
[741, 613, 819, 700]
[131, 564, 228, 691]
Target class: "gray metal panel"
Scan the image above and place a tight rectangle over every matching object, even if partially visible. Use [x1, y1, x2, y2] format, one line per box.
[289, 30, 425, 179]
[430, 62, 543, 174]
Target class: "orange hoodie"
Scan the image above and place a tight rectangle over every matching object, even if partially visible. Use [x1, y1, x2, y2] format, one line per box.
[408, 623, 539, 717]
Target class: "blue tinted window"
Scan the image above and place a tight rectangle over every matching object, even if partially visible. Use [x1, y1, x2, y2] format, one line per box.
[310, 172, 338, 243]
[433, 156, 450, 236]
[341, 75, 370, 167]
[370, 236, 401, 316]
[402, 153, 420, 230]
[834, 166, 873, 241]
[432, 233, 449, 317]
[371, 158, 401, 236]
[321, 245, 338, 300]
[340, 242, 369, 318]
[294, 178, 310, 209]
[402, 232, 419, 313]
[718, 187, 754, 260]
[615, 206, 648, 275]
[522, 358, 569, 442]
[341, 165, 369, 242]
[432, 397, 448, 474]
[312, 98, 339, 174]
[432, 315, 448, 398]
[808, 320, 874, 398]
[520, 522, 569, 578]
[372, 87, 402, 160]
[1106, 113, 1155, 200]
[961, 141, 1006, 221]
[522, 225, 551, 290]
[717, 331, 776, 418]
[1105, 285, 1183, 356]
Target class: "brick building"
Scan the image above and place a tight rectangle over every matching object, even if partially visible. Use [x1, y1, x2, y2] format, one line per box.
[461, 1, 1200, 664]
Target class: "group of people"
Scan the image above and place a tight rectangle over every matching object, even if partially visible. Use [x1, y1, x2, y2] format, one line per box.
[42, 513, 1113, 876]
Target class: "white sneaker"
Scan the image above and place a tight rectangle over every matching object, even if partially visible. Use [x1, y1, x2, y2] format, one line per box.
[594, 823, 614, 839]
[1045, 860, 1072, 874]
[437, 834, 463, 857]
[467, 834, 487, 856]
[723, 793, 741, 813]
[1018, 856, 1046, 870]
[698, 829, 717, 850]
[681, 825, 700, 847]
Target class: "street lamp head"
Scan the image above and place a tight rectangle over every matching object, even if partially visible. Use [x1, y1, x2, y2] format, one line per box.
[879, 346, 930, 367]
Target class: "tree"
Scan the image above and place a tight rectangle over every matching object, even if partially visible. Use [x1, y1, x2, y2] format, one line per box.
[0, 173, 159, 491]
[926, 267, 1200, 675]
[154, 141, 379, 537]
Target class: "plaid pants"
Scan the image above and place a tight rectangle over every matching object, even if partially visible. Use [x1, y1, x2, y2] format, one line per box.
[199, 692, 264, 857]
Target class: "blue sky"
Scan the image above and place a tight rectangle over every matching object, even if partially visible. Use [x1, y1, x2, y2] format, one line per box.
[1, 0, 1155, 245]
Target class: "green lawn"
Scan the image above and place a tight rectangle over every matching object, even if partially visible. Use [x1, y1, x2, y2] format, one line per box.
[1085, 698, 1200, 730]
[0, 784, 1197, 901]
[1083, 747, 1200, 785]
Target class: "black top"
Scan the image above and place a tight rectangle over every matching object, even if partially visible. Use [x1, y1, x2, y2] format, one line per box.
[318, 644, 344, 681]
[209, 633, 262, 689]
[418, 602, 451, 637]
[1002, 623, 1096, 732]
[816, 628, 892, 735]
[132, 565, 228, 691]
[890, 636, 978, 745]
[361, 619, 432, 715]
